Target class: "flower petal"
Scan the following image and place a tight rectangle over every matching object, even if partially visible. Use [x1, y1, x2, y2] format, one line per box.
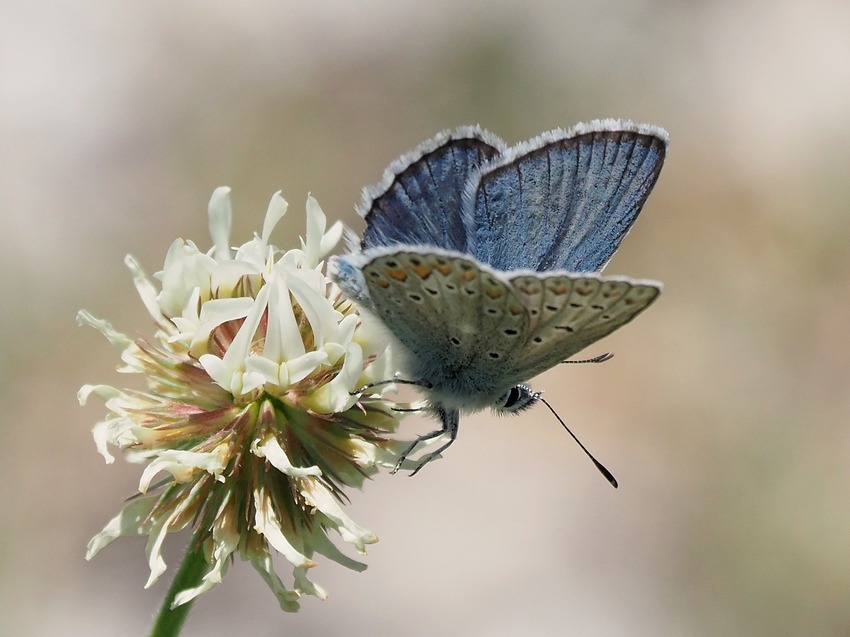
[286, 271, 343, 349]
[76, 311, 134, 354]
[144, 505, 185, 588]
[261, 191, 288, 247]
[252, 434, 322, 478]
[263, 275, 306, 362]
[155, 240, 216, 319]
[171, 512, 239, 607]
[293, 565, 328, 601]
[125, 254, 169, 329]
[250, 551, 302, 612]
[305, 343, 363, 413]
[86, 494, 159, 560]
[139, 447, 228, 493]
[208, 187, 233, 261]
[188, 296, 254, 356]
[301, 481, 377, 553]
[253, 490, 315, 569]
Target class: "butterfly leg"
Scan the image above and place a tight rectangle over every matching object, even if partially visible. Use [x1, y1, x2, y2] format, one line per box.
[392, 407, 460, 476]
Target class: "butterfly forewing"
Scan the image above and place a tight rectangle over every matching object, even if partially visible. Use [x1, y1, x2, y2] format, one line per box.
[468, 123, 667, 273]
[502, 272, 661, 382]
[362, 251, 529, 397]
[360, 129, 504, 253]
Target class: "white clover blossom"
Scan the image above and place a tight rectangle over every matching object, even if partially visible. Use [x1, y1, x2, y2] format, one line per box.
[79, 187, 408, 611]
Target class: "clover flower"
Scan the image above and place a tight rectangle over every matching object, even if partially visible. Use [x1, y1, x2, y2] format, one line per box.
[79, 187, 406, 612]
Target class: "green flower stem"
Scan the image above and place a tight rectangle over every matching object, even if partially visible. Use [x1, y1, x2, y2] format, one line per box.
[149, 543, 207, 637]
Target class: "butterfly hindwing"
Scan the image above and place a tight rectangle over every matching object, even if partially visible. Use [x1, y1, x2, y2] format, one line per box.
[501, 272, 662, 382]
[359, 128, 505, 253]
[467, 120, 667, 273]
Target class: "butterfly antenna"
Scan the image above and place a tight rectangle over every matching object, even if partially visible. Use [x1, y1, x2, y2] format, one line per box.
[539, 397, 618, 489]
[561, 352, 614, 364]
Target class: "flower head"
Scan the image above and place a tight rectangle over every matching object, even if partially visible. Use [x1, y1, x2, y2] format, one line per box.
[80, 188, 407, 610]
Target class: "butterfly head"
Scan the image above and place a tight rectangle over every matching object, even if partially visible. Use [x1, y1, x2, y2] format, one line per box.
[497, 383, 541, 414]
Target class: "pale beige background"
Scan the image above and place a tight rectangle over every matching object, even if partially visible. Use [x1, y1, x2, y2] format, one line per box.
[2, 1, 849, 635]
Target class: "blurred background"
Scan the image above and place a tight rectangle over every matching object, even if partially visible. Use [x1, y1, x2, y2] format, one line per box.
[2, 0, 849, 635]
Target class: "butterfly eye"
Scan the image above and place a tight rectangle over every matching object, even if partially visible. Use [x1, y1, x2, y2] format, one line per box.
[499, 384, 540, 413]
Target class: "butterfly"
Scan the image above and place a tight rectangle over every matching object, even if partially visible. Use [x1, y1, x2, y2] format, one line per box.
[330, 119, 667, 479]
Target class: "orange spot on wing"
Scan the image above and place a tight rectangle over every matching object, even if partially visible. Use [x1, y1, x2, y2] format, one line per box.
[412, 264, 433, 279]
[485, 286, 504, 299]
[385, 267, 408, 281]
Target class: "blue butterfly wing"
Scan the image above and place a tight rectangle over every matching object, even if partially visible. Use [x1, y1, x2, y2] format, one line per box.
[359, 127, 505, 253]
[466, 120, 667, 273]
